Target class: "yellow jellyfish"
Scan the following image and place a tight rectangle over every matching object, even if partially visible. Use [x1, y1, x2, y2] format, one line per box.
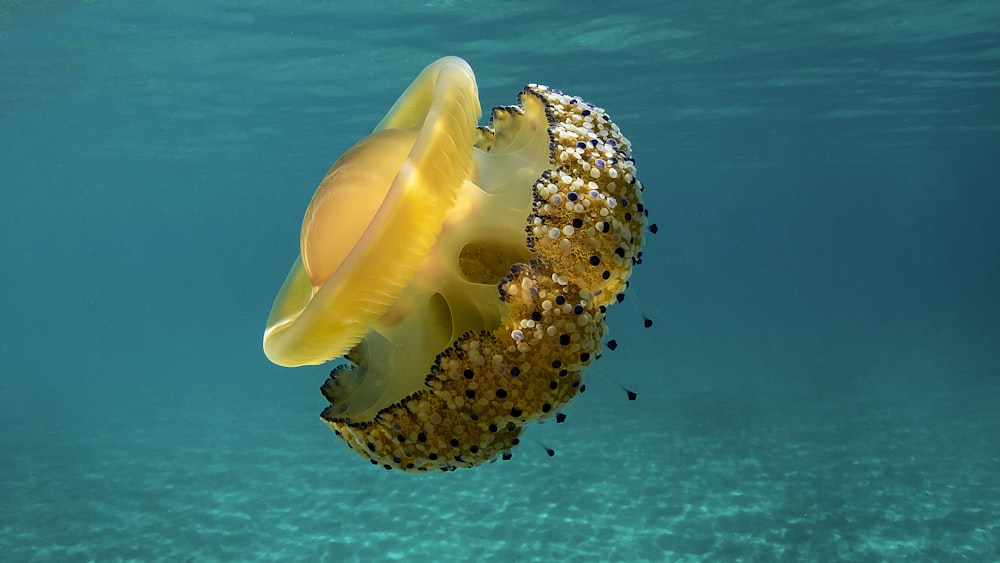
[263, 56, 648, 472]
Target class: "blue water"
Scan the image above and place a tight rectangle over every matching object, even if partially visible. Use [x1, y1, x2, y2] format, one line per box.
[2, 1, 999, 560]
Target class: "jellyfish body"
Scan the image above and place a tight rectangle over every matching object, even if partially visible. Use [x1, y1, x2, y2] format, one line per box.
[263, 57, 647, 472]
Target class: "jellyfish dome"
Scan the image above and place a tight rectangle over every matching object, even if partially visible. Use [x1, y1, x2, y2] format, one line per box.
[263, 57, 648, 472]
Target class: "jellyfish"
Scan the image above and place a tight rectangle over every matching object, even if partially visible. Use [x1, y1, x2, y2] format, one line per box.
[263, 57, 648, 472]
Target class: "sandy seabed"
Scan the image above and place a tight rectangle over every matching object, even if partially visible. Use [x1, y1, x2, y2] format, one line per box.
[2, 364, 997, 562]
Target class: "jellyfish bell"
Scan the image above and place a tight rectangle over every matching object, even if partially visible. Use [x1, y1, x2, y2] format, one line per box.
[263, 57, 479, 368]
[263, 56, 648, 472]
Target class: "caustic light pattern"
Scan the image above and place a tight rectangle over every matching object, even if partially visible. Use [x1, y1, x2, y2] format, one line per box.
[263, 57, 649, 472]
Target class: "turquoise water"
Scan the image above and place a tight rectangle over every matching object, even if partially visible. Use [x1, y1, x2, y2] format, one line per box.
[2, 1, 999, 560]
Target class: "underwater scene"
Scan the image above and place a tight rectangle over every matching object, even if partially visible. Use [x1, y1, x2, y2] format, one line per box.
[2, 1, 998, 561]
